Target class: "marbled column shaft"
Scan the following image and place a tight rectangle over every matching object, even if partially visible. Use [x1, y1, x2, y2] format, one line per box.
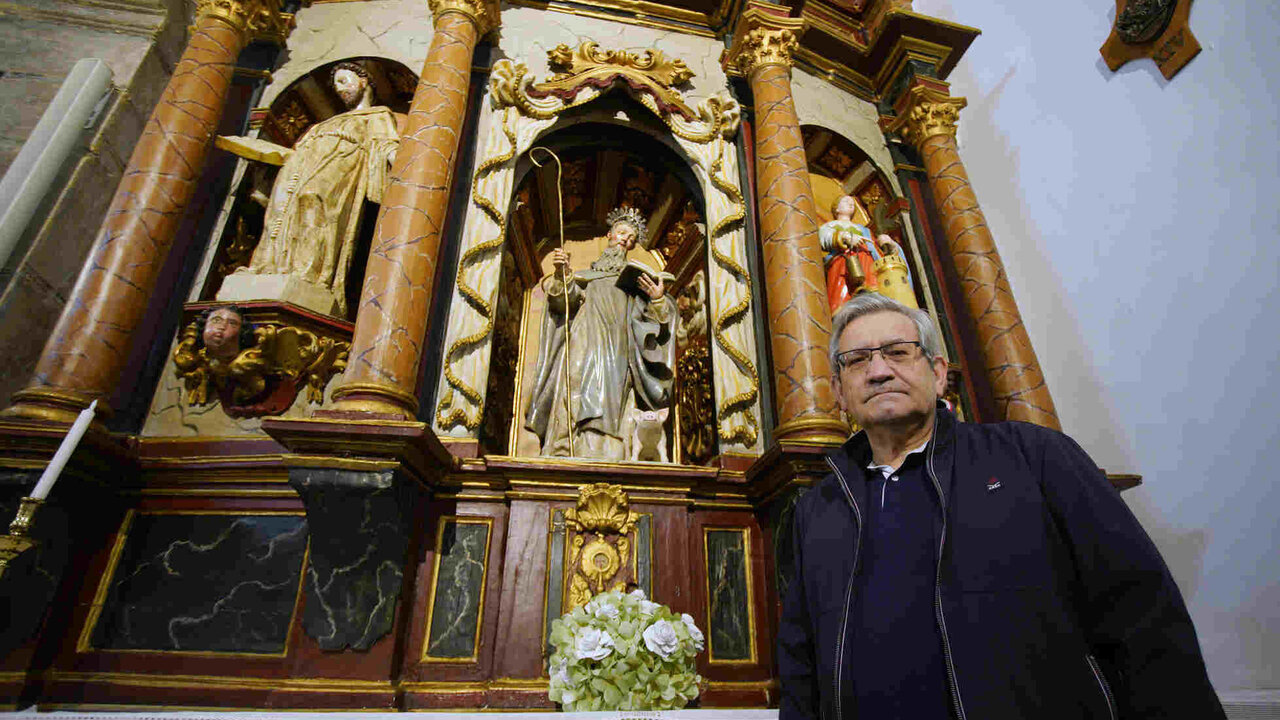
[6, 14, 248, 422]
[331, 11, 480, 418]
[918, 132, 1060, 429]
[748, 64, 846, 443]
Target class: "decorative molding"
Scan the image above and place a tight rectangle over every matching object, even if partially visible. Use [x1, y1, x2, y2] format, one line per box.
[721, 1, 807, 78]
[427, 0, 500, 35]
[882, 84, 967, 149]
[194, 0, 297, 43]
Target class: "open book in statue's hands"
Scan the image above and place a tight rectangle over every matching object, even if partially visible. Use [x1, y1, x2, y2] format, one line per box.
[616, 259, 675, 297]
[215, 135, 293, 166]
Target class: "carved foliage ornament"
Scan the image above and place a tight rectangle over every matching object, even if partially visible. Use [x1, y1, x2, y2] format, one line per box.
[564, 484, 640, 536]
[173, 322, 349, 418]
[885, 88, 967, 150]
[532, 42, 697, 121]
[195, 0, 295, 44]
[427, 0, 500, 34]
[563, 484, 641, 609]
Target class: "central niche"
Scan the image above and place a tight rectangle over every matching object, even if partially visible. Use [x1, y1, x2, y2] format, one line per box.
[476, 119, 716, 465]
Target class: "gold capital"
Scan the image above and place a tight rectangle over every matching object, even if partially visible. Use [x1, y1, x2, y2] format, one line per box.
[195, 0, 297, 44]
[885, 85, 968, 149]
[721, 2, 807, 77]
[428, 0, 500, 35]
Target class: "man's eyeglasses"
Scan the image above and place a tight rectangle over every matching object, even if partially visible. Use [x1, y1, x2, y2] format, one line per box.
[836, 340, 923, 372]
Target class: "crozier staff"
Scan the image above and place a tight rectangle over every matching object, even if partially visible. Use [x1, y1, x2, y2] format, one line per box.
[777, 293, 1224, 719]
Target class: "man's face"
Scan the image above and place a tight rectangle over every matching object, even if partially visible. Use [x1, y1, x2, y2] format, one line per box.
[832, 310, 947, 429]
[609, 222, 638, 250]
[333, 68, 366, 108]
[203, 308, 243, 360]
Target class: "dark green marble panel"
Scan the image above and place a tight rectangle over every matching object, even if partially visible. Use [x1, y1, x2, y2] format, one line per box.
[91, 513, 308, 653]
[425, 519, 490, 659]
[706, 529, 752, 661]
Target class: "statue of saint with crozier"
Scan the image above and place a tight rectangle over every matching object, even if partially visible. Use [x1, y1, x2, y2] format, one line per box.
[524, 207, 678, 461]
[216, 61, 401, 316]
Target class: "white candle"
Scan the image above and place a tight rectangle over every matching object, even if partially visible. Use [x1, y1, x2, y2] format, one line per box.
[30, 399, 98, 500]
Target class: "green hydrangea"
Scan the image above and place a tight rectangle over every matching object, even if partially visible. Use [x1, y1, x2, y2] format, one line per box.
[547, 588, 705, 711]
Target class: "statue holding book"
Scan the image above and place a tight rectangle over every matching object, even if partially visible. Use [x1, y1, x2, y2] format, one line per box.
[524, 206, 677, 460]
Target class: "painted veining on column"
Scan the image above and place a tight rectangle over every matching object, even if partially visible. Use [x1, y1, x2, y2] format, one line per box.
[722, 2, 846, 444]
[888, 85, 1060, 429]
[329, 0, 497, 419]
[5, 0, 290, 424]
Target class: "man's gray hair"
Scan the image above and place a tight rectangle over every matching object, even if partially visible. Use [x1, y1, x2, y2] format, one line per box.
[828, 294, 944, 370]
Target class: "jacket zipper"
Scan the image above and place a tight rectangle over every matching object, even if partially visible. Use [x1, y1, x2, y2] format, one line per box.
[825, 455, 862, 720]
[1086, 654, 1118, 720]
[926, 424, 968, 720]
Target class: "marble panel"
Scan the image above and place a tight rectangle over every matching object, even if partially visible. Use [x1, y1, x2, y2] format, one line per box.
[262, 0, 436, 108]
[497, 6, 730, 102]
[790, 67, 903, 195]
[704, 528, 752, 662]
[89, 512, 308, 653]
[767, 487, 808, 603]
[288, 468, 412, 651]
[543, 508, 566, 656]
[423, 518, 492, 660]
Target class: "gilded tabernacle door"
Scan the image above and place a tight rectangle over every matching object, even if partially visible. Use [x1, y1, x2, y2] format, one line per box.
[431, 42, 763, 464]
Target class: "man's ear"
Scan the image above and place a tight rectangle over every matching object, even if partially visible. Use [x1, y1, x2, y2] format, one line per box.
[832, 373, 847, 415]
[931, 356, 948, 399]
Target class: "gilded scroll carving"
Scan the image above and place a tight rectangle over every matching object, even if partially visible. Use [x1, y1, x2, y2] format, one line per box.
[563, 484, 640, 609]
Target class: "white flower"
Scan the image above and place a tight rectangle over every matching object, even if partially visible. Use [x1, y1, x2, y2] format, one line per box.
[550, 660, 571, 688]
[574, 626, 616, 661]
[591, 600, 620, 620]
[629, 587, 647, 599]
[643, 619, 681, 659]
[680, 613, 705, 650]
[639, 599, 661, 616]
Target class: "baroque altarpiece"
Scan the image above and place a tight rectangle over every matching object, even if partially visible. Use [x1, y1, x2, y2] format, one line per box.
[0, 0, 1071, 710]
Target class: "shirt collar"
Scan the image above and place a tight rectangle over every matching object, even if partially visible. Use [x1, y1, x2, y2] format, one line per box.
[866, 439, 930, 479]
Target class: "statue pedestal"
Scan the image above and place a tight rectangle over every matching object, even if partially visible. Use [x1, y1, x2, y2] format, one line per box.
[217, 272, 342, 317]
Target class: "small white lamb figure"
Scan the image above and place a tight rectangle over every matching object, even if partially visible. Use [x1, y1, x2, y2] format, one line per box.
[629, 407, 670, 462]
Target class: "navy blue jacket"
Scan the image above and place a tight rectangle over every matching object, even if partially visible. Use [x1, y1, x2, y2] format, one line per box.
[777, 405, 1224, 719]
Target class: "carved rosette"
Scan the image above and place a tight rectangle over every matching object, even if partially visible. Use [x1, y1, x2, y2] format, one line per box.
[884, 86, 968, 150]
[195, 0, 296, 44]
[563, 484, 641, 609]
[173, 322, 349, 417]
[721, 3, 806, 78]
[427, 0, 500, 34]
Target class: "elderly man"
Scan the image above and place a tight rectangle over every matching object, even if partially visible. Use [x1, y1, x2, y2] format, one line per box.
[777, 293, 1223, 719]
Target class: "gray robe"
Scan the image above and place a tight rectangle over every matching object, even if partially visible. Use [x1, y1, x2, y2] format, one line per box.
[524, 260, 675, 459]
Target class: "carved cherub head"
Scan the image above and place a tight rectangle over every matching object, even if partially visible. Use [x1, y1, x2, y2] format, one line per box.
[331, 61, 372, 109]
[197, 306, 255, 361]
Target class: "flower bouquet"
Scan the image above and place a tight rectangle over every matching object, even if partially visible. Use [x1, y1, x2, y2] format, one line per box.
[547, 588, 705, 711]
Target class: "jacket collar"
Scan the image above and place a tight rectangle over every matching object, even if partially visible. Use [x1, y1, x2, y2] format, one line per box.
[828, 401, 959, 508]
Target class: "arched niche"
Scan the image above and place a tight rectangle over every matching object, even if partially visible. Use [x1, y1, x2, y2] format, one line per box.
[430, 49, 762, 462]
[195, 56, 417, 319]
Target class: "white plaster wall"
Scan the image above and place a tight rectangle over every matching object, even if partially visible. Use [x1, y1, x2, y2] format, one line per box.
[913, 0, 1280, 700]
[791, 68, 901, 193]
[262, 0, 436, 106]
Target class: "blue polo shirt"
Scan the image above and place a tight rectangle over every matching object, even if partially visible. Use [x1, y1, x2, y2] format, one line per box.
[847, 442, 952, 718]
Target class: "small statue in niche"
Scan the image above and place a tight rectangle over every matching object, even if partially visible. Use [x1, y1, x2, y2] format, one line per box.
[215, 61, 402, 316]
[173, 305, 350, 418]
[524, 206, 678, 461]
[819, 194, 916, 312]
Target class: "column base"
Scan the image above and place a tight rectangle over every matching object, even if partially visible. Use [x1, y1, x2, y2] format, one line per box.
[323, 382, 419, 420]
[771, 416, 849, 445]
[3, 387, 108, 425]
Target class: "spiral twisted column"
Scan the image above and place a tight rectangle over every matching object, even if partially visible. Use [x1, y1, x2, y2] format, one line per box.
[886, 83, 1060, 429]
[722, 1, 846, 444]
[327, 0, 498, 419]
[4, 0, 295, 423]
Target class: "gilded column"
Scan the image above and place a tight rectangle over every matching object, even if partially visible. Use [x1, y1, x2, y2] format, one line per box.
[5, 0, 294, 423]
[887, 83, 1060, 429]
[328, 0, 499, 419]
[722, 2, 846, 444]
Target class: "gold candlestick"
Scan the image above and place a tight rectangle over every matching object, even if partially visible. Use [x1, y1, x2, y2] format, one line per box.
[0, 497, 43, 580]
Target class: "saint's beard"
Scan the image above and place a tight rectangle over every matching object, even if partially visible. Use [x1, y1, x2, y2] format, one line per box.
[591, 243, 627, 272]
